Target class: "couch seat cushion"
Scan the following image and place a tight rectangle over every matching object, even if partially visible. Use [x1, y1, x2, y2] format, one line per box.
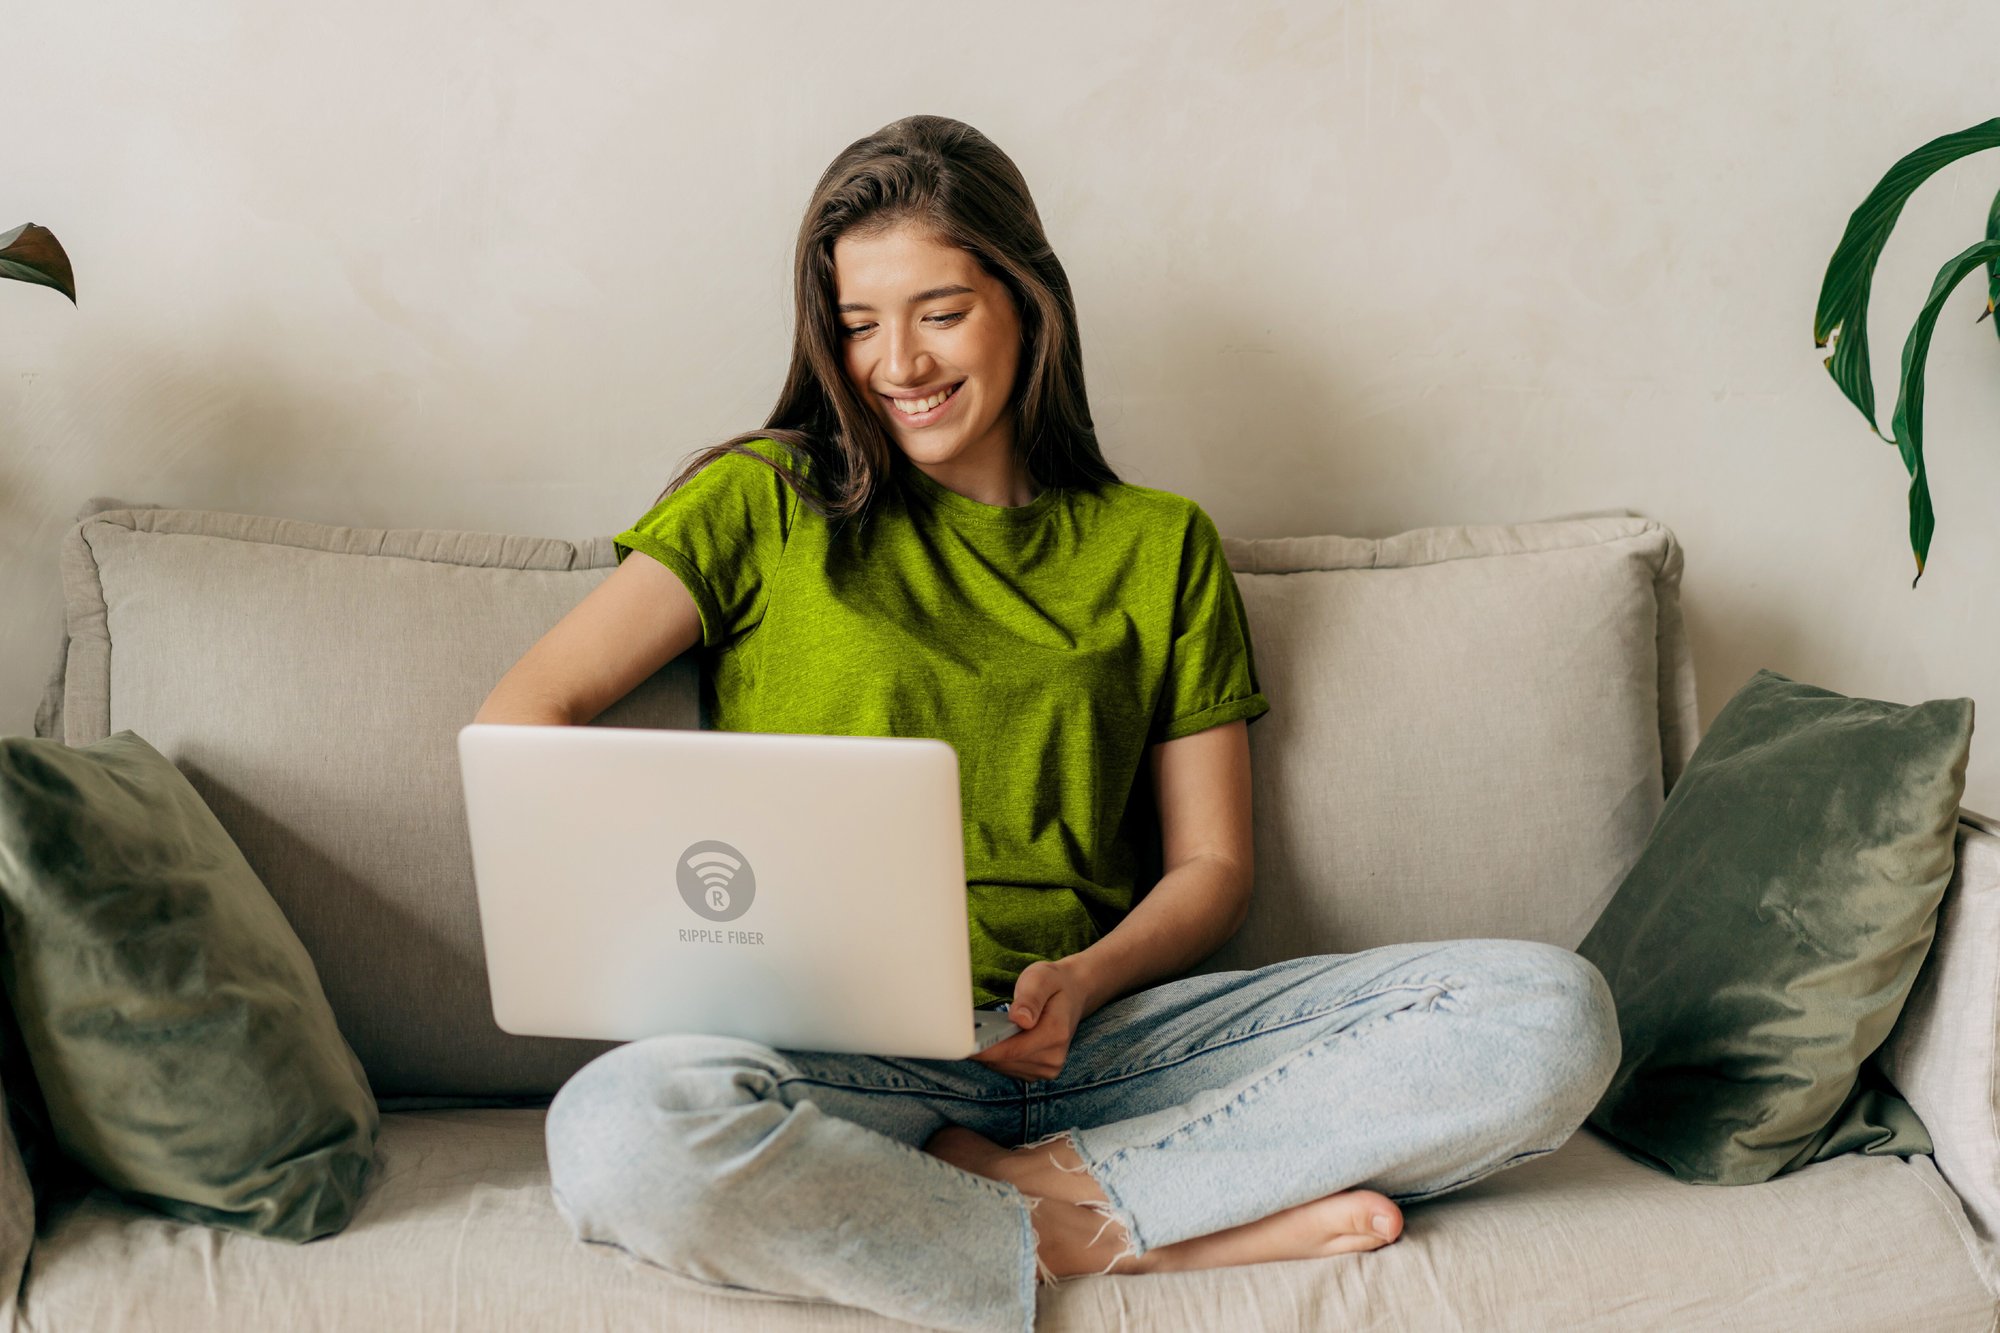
[14, 1108, 1993, 1331]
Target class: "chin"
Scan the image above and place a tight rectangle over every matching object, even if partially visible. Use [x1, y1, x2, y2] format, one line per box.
[914, 431, 976, 458]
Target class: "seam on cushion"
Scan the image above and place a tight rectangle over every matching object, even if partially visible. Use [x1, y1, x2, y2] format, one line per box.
[1649, 522, 1700, 794]
[1961, 840, 2000, 1296]
[69, 520, 114, 746]
[31, 617, 67, 743]
[1218, 515, 1696, 805]
[1903, 1152, 2000, 1304]
[77, 508, 603, 573]
[1879, 822, 2000, 1303]
[1221, 516, 1664, 576]
[1986, 923, 1999, 1278]
[62, 510, 607, 745]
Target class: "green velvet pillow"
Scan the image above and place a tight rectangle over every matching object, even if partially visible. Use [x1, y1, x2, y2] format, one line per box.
[0, 730, 379, 1240]
[1578, 668, 1972, 1184]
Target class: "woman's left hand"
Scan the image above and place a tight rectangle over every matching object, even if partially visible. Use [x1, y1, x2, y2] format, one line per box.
[970, 958, 1092, 1082]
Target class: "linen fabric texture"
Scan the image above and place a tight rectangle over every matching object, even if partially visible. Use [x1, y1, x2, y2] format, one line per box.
[1578, 667, 1974, 1184]
[22, 1106, 1999, 1331]
[613, 440, 1271, 1008]
[0, 730, 379, 1241]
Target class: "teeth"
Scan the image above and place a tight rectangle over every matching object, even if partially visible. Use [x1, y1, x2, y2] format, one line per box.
[893, 383, 957, 414]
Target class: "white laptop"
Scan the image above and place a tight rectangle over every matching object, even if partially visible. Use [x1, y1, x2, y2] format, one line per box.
[456, 723, 1022, 1060]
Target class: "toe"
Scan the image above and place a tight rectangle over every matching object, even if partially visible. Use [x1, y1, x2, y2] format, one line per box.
[1330, 1188, 1403, 1245]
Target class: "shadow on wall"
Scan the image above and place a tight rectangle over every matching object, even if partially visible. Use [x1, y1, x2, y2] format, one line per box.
[1104, 289, 1615, 543]
[1679, 585, 1811, 737]
[1094, 292, 1355, 538]
[1114, 289, 1831, 762]
[46, 324, 498, 530]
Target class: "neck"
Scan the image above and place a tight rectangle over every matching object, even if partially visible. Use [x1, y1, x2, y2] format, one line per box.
[902, 437, 1038, 507]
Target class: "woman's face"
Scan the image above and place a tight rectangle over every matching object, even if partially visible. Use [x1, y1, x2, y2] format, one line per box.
[833, 221, 1023, 476]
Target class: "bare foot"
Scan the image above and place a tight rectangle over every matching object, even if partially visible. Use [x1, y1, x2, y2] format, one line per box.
[922, 1124, 1404, 1278]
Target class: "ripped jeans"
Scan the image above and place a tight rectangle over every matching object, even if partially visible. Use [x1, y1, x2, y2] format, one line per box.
[543, 938, 1622, 1333]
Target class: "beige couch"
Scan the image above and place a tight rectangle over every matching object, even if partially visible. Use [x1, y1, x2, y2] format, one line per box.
[5, 497, 1997, 1330]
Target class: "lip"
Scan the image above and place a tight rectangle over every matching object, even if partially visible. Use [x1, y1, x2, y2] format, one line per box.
[882, 380, 965, 428]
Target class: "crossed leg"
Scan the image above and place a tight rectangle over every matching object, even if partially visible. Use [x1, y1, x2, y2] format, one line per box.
[923, 939, 1620, 1284]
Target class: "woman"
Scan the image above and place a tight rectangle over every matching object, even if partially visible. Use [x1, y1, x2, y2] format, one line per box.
[477, 115, 1620, 1333]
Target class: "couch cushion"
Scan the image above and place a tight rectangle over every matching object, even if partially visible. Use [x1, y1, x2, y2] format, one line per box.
[1580, 667, 1970, 1183]
[14, 1106, 1991, 1331]
[39, 502, 1694, 1099]
[42, 500, 673, 1099]
[1880, 811, 2000, 1296]
[1196, 513, 1697, 974]
[0, 730, 379, 1241]
[0, 1056, 30, 1330]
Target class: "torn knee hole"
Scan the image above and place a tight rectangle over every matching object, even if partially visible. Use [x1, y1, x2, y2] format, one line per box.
[1076, 1198, 1141, 1275]
[1021, 1128, 1098, 1177]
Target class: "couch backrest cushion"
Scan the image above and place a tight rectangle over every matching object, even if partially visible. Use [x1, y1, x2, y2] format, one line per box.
[39, 501, 1695, 1099]
[1192, 512, 1698, 976]
[43, 501, 675, 1099]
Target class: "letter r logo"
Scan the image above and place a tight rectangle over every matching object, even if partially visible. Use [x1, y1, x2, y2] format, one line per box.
[677, 840, 756, 922]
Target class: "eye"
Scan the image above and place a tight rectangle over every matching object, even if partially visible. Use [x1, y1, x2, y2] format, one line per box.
[840, 312, 967, 339]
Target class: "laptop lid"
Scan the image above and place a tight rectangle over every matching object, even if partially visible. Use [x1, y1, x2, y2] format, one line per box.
[456, 723, 991, 1058]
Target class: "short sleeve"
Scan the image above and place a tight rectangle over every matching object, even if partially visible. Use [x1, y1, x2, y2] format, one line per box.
[1148, 506, 1272, 744]
[613, 440, 797, 650]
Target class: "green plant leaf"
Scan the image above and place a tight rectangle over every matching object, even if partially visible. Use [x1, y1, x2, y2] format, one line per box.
[0, 223, 76, 303]
[1813, 119, 2000, 585]
[1813, 118, 2000, 440]
[1887, 237, 2000, 586]
[1985, 185, 1999, 343]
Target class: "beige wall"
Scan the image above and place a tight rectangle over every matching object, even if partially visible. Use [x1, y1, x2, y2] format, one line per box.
[6, 2, 2000, 809]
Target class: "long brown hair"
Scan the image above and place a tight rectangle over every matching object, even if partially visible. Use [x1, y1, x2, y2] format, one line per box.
[646, 114, 1121, 524]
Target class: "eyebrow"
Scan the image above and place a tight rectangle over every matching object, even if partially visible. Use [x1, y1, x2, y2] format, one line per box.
[836, 284, 975, 314]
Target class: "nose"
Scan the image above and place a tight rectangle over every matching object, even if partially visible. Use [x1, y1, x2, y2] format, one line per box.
[879, 323, 933, 391]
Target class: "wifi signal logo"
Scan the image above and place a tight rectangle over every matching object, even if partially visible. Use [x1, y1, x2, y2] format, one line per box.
[675, 840, 757, 922]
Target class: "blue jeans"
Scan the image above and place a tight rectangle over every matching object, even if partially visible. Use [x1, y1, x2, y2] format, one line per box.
[544, 938, 1621, 1333]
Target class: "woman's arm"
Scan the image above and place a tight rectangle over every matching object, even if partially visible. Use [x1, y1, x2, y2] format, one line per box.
[1063, 719, 1256, 1017]
[473, 552, 703, 727]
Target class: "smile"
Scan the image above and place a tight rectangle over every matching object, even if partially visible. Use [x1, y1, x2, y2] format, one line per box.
[885, 380, 964, 424]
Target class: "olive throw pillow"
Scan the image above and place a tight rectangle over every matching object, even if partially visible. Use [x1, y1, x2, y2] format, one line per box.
[0, 730, 379, 1240]
[1578, 668, 1973, 1184]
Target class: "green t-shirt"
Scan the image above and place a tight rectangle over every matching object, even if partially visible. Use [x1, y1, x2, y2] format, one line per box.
[613, 438, 1270, 1007]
